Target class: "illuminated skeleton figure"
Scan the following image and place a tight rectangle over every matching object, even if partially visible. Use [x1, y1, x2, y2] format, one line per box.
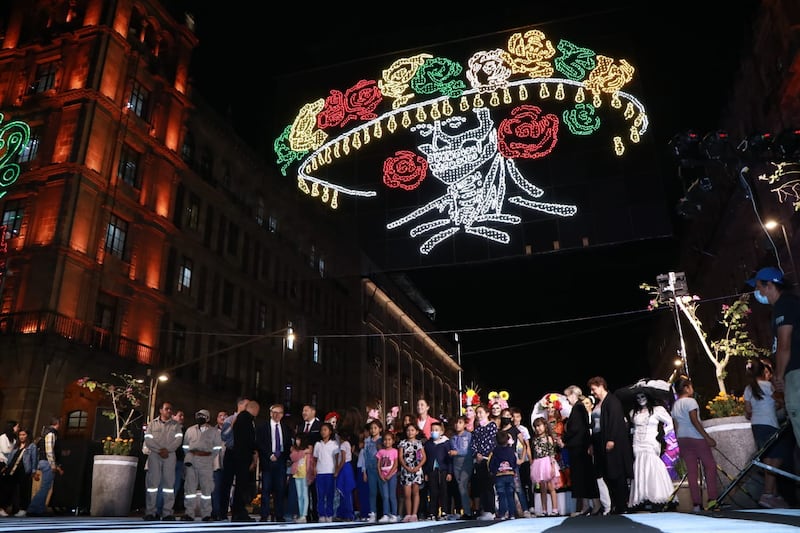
[387, 107, 577, 254]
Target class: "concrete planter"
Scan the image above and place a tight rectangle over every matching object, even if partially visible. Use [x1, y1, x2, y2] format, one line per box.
[702, 415, 758, 508]
[90, 455, 138, 516]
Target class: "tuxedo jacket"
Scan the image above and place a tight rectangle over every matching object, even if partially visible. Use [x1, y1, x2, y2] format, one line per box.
[256, 419, 293, 464]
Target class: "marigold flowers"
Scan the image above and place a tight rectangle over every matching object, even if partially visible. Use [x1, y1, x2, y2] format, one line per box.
[706, 392, 745, 418]
[102, 436, 135, 456]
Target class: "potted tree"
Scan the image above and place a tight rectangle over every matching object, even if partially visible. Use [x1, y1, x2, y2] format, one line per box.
[77, 373, 148, 517]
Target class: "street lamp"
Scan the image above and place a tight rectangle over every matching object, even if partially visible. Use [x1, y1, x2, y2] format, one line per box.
[280, 321, 294, 408]
[764, 219, 798, 281]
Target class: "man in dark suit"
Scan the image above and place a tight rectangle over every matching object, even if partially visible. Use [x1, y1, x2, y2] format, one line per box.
[230, 400, 259, 522]
[256, 403, 293, 522]
[298, 404, 322, 442]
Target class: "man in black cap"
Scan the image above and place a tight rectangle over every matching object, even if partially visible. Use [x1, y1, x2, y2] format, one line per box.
[747, 267, 800, 454]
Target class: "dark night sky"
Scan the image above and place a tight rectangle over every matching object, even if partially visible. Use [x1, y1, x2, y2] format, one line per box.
[172, 1, 760, 412]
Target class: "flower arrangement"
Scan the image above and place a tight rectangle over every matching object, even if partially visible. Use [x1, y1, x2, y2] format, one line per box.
[77, 372, 149, 451]
[705, 392, 746, 418]
[101, 436, 135, 456]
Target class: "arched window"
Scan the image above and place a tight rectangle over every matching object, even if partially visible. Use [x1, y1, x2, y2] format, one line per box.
[66, 409, 89, 437]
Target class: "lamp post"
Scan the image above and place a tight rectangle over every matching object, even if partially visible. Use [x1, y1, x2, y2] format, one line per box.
[764, 219, 798, 281]
[147, 325, 295, 422]
[454, 332, 462, 414]
[279, 321, 294, 408]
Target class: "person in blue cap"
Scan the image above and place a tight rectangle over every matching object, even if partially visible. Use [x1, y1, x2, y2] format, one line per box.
[746, 266, 800, 462]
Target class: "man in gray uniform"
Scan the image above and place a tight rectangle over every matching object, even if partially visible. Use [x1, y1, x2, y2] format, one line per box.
[181, 409, 222, 521]
[143, 402, 183, 521]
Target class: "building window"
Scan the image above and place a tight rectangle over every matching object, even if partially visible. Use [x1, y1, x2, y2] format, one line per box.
[104, 214, 128, 259]
[312, 336, 320, 364]
[127, 80, 149, 119]
[178, 257, 193, 293]
[268, 214, 278, 233]
[199, 147, 213, 181]
[29, 60, 58, 94]
[1, 200, 23, 238]
[256, 197, 265, 227]
[172, 324, 186, 371]
[318, 256, 326, 278]
[187, 193, 200, 230]
[309, 245, 316, 269]
[227, 222, 239, 256]
[258, 302, 267, 331]
[118, 144, 140, 187]
[181, 132, 195, 163]
[16, 128, 40, 163]
[66, 410, 88, 434]
[222, 279, 234, 316]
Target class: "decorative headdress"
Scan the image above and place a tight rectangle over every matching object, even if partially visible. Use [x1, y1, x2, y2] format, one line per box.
[488, 390, 510, 410]
[540, 393, 562, 412]
[461, 384, 482, 414]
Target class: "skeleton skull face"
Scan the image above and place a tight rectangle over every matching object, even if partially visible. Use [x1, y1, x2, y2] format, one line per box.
[414, 108, 498, 184]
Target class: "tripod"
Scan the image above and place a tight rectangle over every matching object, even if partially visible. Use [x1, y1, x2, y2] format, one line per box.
[706, 420, 799, 510]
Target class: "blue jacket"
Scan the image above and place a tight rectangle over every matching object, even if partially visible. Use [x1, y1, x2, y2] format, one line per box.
[422, 436, 452, 474]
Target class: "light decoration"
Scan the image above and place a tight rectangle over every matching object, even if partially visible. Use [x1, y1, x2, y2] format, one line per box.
[758, 162, 800, 210]
[0, 113, 31, 200]
[274, 30, 649, 254]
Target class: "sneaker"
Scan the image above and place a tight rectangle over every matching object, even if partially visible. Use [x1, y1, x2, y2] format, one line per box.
[523, 510, 532, 518]
[161, 515, 176, 521]
[14, 510, 26, 517]
[295, 516, 307, 523]
[0, 509, 7, 517]
[366, 512, 377, 523]
[388, 514, 398, 523]
[142, 514, 159, 521]
[378, 515, 390, 524]
[692, 505, 702, 512]
[478, 511, 495, 520]
[180, 515, 193, 521]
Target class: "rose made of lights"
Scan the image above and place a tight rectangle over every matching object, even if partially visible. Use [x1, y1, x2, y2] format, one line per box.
[274, 29, 647, 256]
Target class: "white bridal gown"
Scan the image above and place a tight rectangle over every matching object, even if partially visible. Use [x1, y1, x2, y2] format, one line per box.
[628, 405, 676, 507]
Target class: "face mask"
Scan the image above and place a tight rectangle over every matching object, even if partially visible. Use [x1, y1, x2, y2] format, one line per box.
[754, 290, 769, 305]
[430, 431, 440, 439]
[500, 417, 512, 426]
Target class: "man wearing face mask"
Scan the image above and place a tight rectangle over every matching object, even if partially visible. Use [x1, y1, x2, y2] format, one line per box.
[747, 266, 800, 450]
[180, 409, 222, 521]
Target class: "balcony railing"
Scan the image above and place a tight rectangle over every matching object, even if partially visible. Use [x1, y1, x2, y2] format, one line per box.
[0, 310, 158, 365]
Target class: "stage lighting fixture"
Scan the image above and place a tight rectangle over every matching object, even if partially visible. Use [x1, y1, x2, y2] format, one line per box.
[776, 128, 800, 160]
[669, 131, 702, 164]
[738, 132, 774, 160]
[702, 130, 734, 160]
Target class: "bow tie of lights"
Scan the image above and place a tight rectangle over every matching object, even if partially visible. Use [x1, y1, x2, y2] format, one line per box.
[274, 29, 650, 255]
[671, 128, 800, 216]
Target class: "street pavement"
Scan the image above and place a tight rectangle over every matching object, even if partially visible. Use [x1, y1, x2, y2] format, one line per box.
[0, 510, 798, 533]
